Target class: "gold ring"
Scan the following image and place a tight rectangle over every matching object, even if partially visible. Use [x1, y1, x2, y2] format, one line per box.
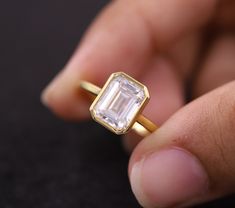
[80, 72, 158, 137]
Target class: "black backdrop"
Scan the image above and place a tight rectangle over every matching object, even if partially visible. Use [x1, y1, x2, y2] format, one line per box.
[0, 0, 234, 207]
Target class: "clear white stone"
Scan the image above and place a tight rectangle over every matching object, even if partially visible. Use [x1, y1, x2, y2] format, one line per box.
[92, 74, 146, 133]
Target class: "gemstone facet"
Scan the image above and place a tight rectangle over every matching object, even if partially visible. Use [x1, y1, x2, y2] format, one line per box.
[90, 72, 149, 134]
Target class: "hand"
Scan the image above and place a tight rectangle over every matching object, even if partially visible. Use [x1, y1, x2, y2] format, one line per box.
[41, 0, 235, 207]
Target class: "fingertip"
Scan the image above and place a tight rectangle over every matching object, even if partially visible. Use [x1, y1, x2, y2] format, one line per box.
[40, 72, 90, 120]
[130, 147, 209, 208]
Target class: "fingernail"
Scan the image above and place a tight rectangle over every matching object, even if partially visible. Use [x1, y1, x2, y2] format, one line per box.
[41, 87, 51, 107]
[40, 73, 63, 107]
[130, 148, 209, 208]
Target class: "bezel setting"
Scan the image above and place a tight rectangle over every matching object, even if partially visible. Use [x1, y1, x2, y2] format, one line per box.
[89, 72, 150, 135]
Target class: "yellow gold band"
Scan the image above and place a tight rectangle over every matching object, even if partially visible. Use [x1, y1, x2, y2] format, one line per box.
[80, 80, 158, 136]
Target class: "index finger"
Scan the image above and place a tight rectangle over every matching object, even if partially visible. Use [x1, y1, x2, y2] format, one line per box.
[41, 0, 217, 120]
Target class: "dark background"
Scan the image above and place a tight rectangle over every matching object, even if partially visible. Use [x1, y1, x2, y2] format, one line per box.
[0, 0, 234, 207]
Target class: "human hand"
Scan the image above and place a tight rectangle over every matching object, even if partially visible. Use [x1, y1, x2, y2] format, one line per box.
[41, 0, 235, 207]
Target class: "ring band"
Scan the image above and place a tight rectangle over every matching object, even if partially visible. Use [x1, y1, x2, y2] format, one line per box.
[80, 72, 158, 137]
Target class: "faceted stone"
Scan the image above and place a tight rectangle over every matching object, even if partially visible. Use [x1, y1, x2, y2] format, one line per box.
[90, 73, 148, 134]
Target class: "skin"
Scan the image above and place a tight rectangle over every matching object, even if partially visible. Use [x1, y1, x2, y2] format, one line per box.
[41, 0, 235, 207]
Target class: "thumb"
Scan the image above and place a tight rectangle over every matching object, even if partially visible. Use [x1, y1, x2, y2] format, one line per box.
[129, 81, 235, 208]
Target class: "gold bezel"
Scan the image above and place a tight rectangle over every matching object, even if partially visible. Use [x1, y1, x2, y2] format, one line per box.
[89, 72, 150, 135]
